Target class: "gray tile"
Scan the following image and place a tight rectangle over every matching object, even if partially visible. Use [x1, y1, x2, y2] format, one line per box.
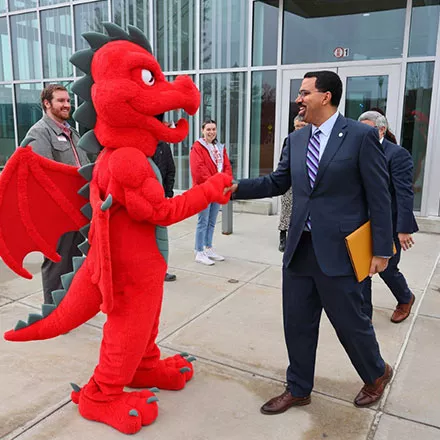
[374, 414, 440, 440]
[251, 265, 282, 289]
[0, 303, 102, 438]
[9, 362, 374, 440]
[419, 269, 440, 319]
[385, 316, 440, 427]
[0, 272, 43, 301]
[167, 247, 269, 282]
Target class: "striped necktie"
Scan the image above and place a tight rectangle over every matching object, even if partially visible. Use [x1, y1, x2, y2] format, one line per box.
[305, 129, 321, 230]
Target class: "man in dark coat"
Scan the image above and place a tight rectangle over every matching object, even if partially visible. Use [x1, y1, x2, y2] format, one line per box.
[359, 110, 418, 322]
[228, 71, 394, 412]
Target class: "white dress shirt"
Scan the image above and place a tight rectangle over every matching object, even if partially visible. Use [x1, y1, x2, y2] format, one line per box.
[311, 111, 340, 161]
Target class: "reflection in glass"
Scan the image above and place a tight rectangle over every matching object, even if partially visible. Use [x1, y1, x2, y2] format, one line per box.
[40, 0, 68, 6]
[283, 1, 406, 64]
[345, 76, 389, 122]
[200, 72, 247, 180]
[163, 75, 196, 191]
[15, 83, 43, 144]
[250, 71, 276, 178]
[401, 62, 434, 211]
[0, 0, 6, 13]
[9, 0, 36, 12]
[41, 8, 73, 78]
[202, 0, 248, 69]
[113, 0, 149, 35]
[11, 13, 41, 80]
[155, 0, 195, 72]
[409, 0, 440, 57]
[0, 84, 15, 168]
[0, 18, 12, 81]
[74, 1, 108, 52]
[288, 79, 302, 134]
[252, 0, 278, 66]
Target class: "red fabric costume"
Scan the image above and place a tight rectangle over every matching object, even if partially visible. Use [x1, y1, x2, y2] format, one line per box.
[0, 23, 232, 435]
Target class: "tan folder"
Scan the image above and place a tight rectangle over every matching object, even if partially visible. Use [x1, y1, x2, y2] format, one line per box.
[345, 221, 396, 283]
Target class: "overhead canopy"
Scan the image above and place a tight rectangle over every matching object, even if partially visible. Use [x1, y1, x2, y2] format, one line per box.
[281, 0, 408, 18]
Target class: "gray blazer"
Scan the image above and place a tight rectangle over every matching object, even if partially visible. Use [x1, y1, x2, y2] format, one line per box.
[26, 114, 89, 166]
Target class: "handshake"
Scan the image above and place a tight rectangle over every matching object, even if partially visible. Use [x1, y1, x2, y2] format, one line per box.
[223, 183, 238, 195]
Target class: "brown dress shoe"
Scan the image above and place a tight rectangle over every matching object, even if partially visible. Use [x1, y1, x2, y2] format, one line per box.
[354, 363, 393, 407]
[391, 294, 415, 323]
[260, 389, 311, 415]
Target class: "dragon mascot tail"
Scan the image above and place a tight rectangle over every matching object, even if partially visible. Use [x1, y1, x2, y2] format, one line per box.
[0, 22, 233, 434]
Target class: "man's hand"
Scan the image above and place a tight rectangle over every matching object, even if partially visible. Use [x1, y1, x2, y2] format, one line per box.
[369, 256, 389, 277]
[398, 233, 414, 251]
[224, 183, 238, 195]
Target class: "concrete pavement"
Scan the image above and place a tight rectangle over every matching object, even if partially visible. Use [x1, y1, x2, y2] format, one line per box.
[1, 212, 440, 440]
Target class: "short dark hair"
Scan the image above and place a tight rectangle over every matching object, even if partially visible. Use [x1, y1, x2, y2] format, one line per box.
[304, 71, 342, 107]
[41, 84, 68, 112]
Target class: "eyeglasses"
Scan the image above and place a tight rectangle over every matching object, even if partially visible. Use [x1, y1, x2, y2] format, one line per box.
[297, 90, 327, 98]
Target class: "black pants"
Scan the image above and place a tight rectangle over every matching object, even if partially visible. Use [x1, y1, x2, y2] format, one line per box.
[361, 232, 412, 319]
[283, 232, 385, 397]
[41, 231, 83, 304]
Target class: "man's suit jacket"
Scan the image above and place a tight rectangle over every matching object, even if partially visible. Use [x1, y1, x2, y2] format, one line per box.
[235, 114, 394, 277]
[382, 138, 418, 235]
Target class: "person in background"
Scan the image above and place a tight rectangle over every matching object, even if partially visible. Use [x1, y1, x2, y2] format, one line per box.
[190, 119, 233, 266]
[152, 114, 177, 282]
[369, 107, 398, 144]
[25, 84, 89, 304]
[358, 110, 418, 322]
[278, 115, 308, 252]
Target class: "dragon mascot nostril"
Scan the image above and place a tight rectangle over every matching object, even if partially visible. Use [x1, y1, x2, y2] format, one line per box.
[0, 22, 232, 434]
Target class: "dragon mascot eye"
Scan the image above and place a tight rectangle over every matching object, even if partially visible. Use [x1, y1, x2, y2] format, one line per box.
[0, 21, 233, 435]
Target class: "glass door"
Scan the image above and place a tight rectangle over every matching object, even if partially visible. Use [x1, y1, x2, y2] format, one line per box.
[337, 65, 401, 141]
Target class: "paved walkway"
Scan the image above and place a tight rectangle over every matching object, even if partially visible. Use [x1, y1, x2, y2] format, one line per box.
[1, 213, 440, 440]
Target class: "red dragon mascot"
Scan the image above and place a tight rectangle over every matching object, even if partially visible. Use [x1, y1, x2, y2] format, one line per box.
[0, 22, 232, 434]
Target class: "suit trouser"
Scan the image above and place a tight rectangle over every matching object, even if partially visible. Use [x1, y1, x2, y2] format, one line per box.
[283, 232, 386, 397]
[41, 231, 83, 304]
[361, 232, 412, 319]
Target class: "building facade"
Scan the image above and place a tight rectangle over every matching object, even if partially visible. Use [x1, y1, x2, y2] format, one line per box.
[0, 0, 439, 217]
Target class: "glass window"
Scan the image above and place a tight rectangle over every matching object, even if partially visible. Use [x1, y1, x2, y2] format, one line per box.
[401, 62, 434, 211]
[11, 13, 41, 80]
[74, 1, 108, 52]
[15, 83, 43, 144]
[283, 1, 407, 64]
[252, 0, 279, 66]
[155, 0, 195, 72]
[163, 74, 196, 191]
[9, 0, 36, 12]
[113, 0, 149, 35]
[250, 70, 276, 178]
[0, 84, 15, 168]
[0, 17, 12, 81]
[40, 0, 68, 6]
[345, 75, 389, 121]
[41, 8, 73, 78]
[409, 1, 440, 57]
[0, 0, 7, 13]
[200, 72, 247, 180]
[201, 0, 248, 69]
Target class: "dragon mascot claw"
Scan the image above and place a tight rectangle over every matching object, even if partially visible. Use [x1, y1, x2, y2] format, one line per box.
[0, 22, 232, 434]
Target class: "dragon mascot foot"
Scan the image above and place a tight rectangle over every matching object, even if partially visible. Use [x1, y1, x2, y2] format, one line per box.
[71, 379, 159, 434]
[0, 22, 233, 435]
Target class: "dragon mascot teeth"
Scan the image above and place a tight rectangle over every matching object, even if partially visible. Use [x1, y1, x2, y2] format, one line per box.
[0, 22, 232, 434]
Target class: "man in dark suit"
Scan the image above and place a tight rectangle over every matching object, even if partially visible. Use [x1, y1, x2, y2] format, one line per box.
[359, 111, 418, 322]
[227, 71, 394, 412]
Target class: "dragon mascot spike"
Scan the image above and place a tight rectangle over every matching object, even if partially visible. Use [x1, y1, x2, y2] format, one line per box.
[0, 22, 232, 434]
